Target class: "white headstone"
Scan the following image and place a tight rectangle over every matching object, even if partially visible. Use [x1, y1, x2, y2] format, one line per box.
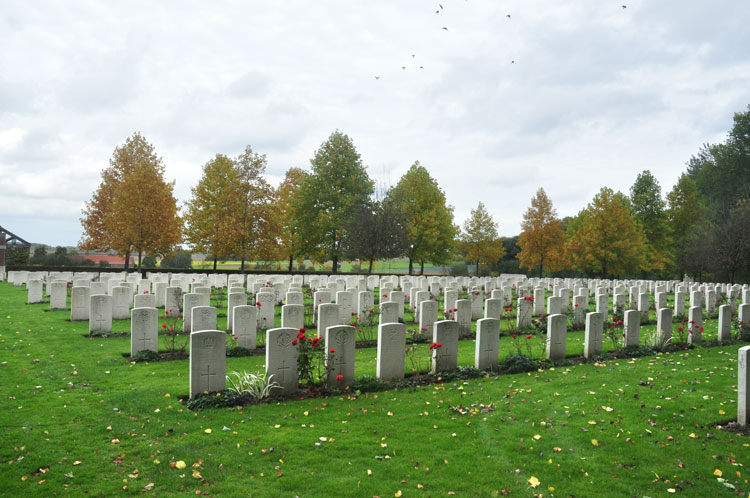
[456, 299, 471, 336]
[623, 309, 640, 347]
[281, 304, 304, 330]
[484, 298, 503, 320]
[227, 292, 248, 331]
[192, 306, 217, 333]
[687, 306, 701, 343]
[517, 297, 532, 329]
[584, 312, 604, 359]
[325, 325, 356, 387]
[718, 304, 732, 344]
[189, 330, 226, 398]
[475, 318, 499, 371]
[738, 346, 750, 426]
[131, 307, 158, 355]
[377, 323, 406, 380]
[233, 305, 258, 349]
[657, 307, 673, 344]
[546, 314, 567, 361]
[265, 327, 299, 393]
[89, 294, 112, 334]
[432, 320, 459, 373]
[317, 303, 341, 338]
[49, 281, 67, 310]
[165, 287, 182, 317]
[419, 300, 438, 336]
[547, 296, 562, 316]
[27, 279, 43, 304]
[112, 286, 131, 320]
[256, 292, 275, 330]
[182, 293, 203, 333]
[70, 286, 90, 321]
[380, 301, 399, 325]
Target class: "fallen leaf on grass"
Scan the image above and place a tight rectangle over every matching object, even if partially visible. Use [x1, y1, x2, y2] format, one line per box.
[175, 461, 186, 469]
[141, 482, 154, 492]
[713, 469, 723, 477]
[528, 476, 540, 488]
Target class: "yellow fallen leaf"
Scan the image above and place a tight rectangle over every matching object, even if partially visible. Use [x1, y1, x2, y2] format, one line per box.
[591, 439, 599, 447]
[274, 424, 281, 428]
[533, 434, 542, 440]
[73, 460, 81, 465]
[602, 406, 613, 412]
[395, 490, 402, 497]
[667, 488, 676, 493]
[387, 411, 394, 416]
[417, 483, 423, 489]
[689, 433, 698, 439]
[175, 461, 186, 469]
[204, 428, 212, 434]
[719, 409, 725, 415]
[154, 409, 160, 413]
[528, 476, 540, 488]
[713, 469, 723, 477]
[548, 486, 555, 492]
[588, 420, 597, 425]
[367, 469, 372, 476]
[304, 411, 309, 416]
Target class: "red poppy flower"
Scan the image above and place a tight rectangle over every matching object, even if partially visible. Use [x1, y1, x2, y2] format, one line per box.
[162, 323, 167, 328]
[335, 374, 344, 381]
[526, 335, 532, 339]
[330, 348, 336, 353]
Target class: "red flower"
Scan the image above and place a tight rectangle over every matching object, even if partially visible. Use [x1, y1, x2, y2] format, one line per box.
[574, 303, 579, 307]
[161, 323, 167, 329]
[256, 301, 261, 307]
[292, 339, 298, 346]
[512, 334, 517, 339]
[525, 335, 532, 339]
[382, 294, 388, 298]
[311, 338, 320, 347]
[299, 328, 306, 333]
[297, 332, 306, 340]
[232, 335, 238, 341]
[330, 348, 336, 353]
[678, 327, 683, 331]
[429, 342, 442, 350]
[617, 320, 623, 326]
[144, 290, 149, 294]
[335, 374, 344, 382]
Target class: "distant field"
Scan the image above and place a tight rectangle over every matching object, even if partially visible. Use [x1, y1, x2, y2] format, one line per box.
[189, 259, 448, 274]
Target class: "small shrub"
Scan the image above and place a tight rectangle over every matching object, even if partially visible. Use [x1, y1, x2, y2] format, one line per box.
[500, 353, 538, 374]
[352, 375, 390, 393]
[622, 345, 656, 358]
[185, 390, 241, 410]
[433, 366, 485, 381]
[131, 350, 161, 363]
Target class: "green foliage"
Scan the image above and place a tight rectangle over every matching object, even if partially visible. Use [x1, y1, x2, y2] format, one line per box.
[351, 375, 390, 393]
[621, 344, 656, 358]
[431, 365, 485, 381]
[629, 170, 670, 275]
[141, 255, 157, 268]
[5, 244, 30, 266]
[161, 249, 193, 269]
[184, 390, 241, 410]
[387, 161, 457, 274]
[449, 261, 469, 276]
[293, 131, 373, 270]
[500, 353, 538, 374]
[461, 201, 505, 276]
[131, 350, 161, 362]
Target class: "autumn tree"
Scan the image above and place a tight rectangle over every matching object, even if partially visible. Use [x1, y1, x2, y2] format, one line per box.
[233, 146, 278, 272]
[517, 188, 568, 276]
[567, 187, 647, 277]
[80, 132, 182, 269]
[293, 131, 373, 273]
[387, 161, 457, 275]
[629, 170, 670, 275]
[184, 154, 241, 270]
[275, 167, 309, 272]
[460, 202, 504, 276]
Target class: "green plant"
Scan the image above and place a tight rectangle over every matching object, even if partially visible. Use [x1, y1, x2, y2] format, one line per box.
[644, 327, 672, 352]
[225, 371, 280, 400]
[500, 353, 538, 374]
[131, 350, 161, 362]
[606, 314, 624, 352]
[184, 390, 240, 410]
[431, 365, 484, 381]
[294, 329, 328, 387]
[352, 375, 390, 392]
[160, 307, 186, 353]
[735, 317, 750, 341]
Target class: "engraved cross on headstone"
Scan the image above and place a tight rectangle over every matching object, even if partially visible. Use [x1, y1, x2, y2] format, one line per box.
[277, 359, 289, 383]
[201, 363, 216, 389]
[95, 310, 107, 329]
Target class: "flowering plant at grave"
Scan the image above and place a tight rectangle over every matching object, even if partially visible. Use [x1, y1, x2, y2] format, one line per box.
[675, 315, 688, 343]
[733, 318, 750, 342]
[687, 320, 704, 339]
[523, 296, 534, 302]
[510, 333, 534, 358]
[160, 308, 186, 353]
[294, 328, 330, 387]
[606, 314, 624, 352]
[443, 307, 457, 321]
[407, 327, 427, 344]
[211, 287, 227, 311]
[472, 290, 481, 296]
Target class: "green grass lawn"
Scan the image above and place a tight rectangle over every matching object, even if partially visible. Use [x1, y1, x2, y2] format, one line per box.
[1, 281, 749, 496]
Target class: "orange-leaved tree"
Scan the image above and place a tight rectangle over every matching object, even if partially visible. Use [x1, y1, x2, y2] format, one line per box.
[184, 154, 240, 270]
[80, 132, 182, 269]
[517, 188, 568, 276]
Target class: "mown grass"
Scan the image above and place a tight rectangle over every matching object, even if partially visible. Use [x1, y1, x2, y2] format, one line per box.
[1, 281, 749, 497]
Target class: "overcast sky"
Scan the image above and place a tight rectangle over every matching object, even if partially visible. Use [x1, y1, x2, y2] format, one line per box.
[1, 1, 749, 247]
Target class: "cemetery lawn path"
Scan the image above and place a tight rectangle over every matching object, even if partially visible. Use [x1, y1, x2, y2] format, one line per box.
[0, 282, 748, 497]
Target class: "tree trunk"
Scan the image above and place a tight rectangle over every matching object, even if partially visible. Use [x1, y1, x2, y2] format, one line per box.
[288, 255, 293, 273]
[408, 257, 413, 276]
[240, 257, 246, 273]
[420, 260, 424, 275]
[332, 254, 338, 274]
[368, 258, 374, 274]
[124, 250, 130, 270]
[138, 250, 142, 269]
[538, 264, 543, 278]
[476, 260, 480, 277]
[213, 257, 217, 271]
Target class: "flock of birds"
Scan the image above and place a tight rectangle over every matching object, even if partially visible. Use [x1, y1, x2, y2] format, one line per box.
[373, 3, 628, 80]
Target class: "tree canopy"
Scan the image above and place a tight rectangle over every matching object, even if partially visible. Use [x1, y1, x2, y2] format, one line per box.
[460, 202, 504, 276]
[293, 131, 374, 272]
[517, 188, 567, 276]
[387, 161, 457, 275]
[80, 132, 182, 268]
